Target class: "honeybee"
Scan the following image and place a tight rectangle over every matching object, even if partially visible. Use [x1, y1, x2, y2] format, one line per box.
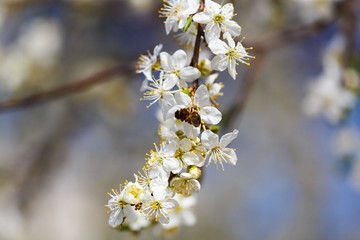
[175, 107, 201, 127]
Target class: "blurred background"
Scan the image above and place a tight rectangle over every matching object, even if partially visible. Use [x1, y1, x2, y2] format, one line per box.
[0, 0, 359, 239]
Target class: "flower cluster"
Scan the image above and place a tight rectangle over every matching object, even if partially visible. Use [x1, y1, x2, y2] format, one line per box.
[303, 33, 360, 189]
[106, 0, 253, 234]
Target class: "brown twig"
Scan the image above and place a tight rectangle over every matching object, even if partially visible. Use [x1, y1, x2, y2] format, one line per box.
[252, 19, 333, 52]
[189, 0, 205, 91]
[0, 63, 133, 113]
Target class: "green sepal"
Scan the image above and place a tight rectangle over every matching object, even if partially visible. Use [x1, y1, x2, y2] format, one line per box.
[183, 16, 193, 32]
[181, 88, 191, 97]
[210, 125, 221, 135]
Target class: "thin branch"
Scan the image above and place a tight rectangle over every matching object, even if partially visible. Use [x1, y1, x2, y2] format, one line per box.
[222, 52, 266, 130]
[190, 0, 205, 91]
[252, 18, 333, 52]
[0, 63, 133, 113]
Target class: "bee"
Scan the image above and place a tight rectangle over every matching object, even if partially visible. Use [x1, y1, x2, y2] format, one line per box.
[175, 107, 201, 127]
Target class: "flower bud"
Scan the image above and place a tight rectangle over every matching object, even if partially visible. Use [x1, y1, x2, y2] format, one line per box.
[123, 182, 144, 205]
[188, 166, 201, 179]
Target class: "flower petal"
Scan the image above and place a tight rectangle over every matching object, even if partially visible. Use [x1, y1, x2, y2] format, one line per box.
[175, 91, 192, 106]
[193, 12, 212, 24]
[160, 51, 171, 70]
[228, 58, 237, 79]
[205, 73, 218, 85]
[183, 152, 201, 166]
[219, 129, 238, 148]
[163, 74, 178, 90]
[171, 50, 188, 69]
[222, 148, 237, 165]
[201, 130, 219, 149]
[164, 157, 182, 174]
[179, 66, 201, 82]
[124, 205, 137, 222]
[220, 3, 234, 19]
[108, 209, 124, 228]
[200, 106, 222, 125]
[205, 23, 221, 43]
[222, 20, 241, 37]
[194, 85, 211, 107]
[211, 55, 228, 71]
[208, 39, 228, 55]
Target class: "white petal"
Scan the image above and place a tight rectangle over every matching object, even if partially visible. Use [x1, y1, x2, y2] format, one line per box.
[175, 91, 192, 106]
[124, 205, 137, 222]
[208, 39, 228, 55]
[194, 85, 211, 107]
[183, 152, 200, 166]
[219, 129, 238, 148]
[163, 141, 177, 157]
[228, 59, 237, 79]
[209, 83, 222, 96]
[108, 209, 123, 228]
[222, 148, 237, 165]
[165, 18, 177, 35]
[171, 50, 187, 69]
[193, 12, 212, 24]
[164, 157, 182, 173]
[163, 74, 178, 90]
[200, 106, 222, 124]
[220, 3, 234, 19]
[158, 213, 170, 224]
[205, 23, 221, 43]
[178, 78, 189, 88]
[140, 78, 148, 92]
[205, 0, 221, 12]
[201, 129, 219, 149]
[205, 73, 218, 85]
[180, 138, 193, 152]
[154, 44, 163, 56]
[179, 66, 201, 82]
[160, 52, 171, 70]
[182, 122, 200, 139]
[211, 55, 228, 71]
[222, 20, 241, 37]
[162, 199, 179, 209]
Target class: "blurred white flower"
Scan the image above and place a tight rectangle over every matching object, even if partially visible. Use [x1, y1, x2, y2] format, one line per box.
[18, 18, 63, 67]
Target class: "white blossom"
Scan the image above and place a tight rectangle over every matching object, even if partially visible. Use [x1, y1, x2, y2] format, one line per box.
[201, 129, 239, 171]
[106, 188, 137, 228]
[174, 22, 198, 49]
[160, 0, 200, 34]
[136, 44, 163, 90]
[209, 33, 253, 79]
[193, 0, 241, 42]
[141, 72, 178, 108]
[141, 193, 179, 224]
[170, 173, 201, 196]
[147, 142, 183, 181]
[122, 182, 145, 205]
[160, 49, 201, 88]
[162, 194, 197, 230]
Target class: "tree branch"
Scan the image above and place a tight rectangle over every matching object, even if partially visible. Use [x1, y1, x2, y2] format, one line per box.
[0, 63, 133, 113]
